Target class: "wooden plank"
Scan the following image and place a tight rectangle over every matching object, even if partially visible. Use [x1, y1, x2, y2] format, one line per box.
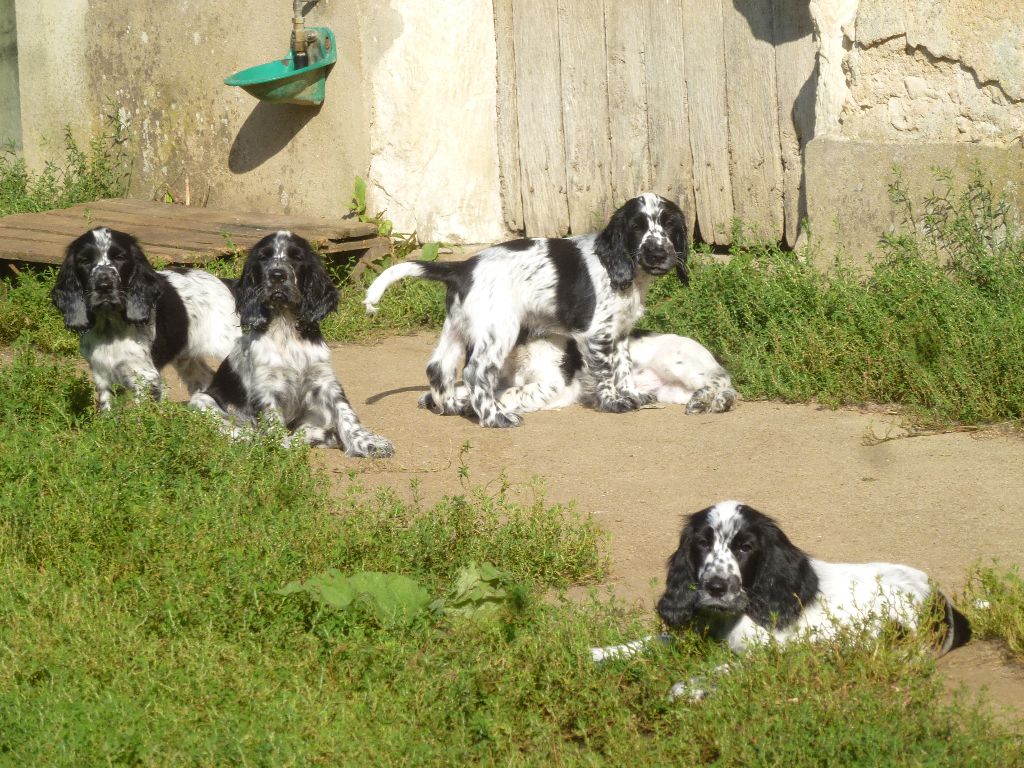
[82, 199, 376, 238]
[680, 0, 733, 245]
[558, 0, 613, 233]
[0, 223, 387, 266]
[772, 0, 817, 246]
[0, 230, 204, 265]
[492, 0, 525, 233]
[643, 0, 697, 237]
[511, 0, 570, 236]
[0, 213, 379, 254]
[604, 0, 651, 205]
[723, 0, 784, 241]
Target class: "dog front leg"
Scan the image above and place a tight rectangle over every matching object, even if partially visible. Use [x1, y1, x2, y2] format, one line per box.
[579, 335, 646, 413]
[315, 380, 394, 458]
[610, 336, 655, 407]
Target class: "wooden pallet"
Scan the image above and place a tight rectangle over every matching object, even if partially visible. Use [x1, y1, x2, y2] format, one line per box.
[0, 198, 391, 268]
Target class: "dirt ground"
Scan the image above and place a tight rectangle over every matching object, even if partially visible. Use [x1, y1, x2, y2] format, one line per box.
[165, 333, 1024, 720]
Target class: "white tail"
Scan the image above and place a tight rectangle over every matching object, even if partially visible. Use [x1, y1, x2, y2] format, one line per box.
[363, 262, 427, 314]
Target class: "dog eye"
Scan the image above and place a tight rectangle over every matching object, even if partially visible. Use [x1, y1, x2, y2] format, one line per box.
[286, 247, 303, 260]
[735, 541, 753, 554]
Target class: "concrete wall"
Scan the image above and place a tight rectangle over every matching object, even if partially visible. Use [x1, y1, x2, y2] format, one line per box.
[11, 0, 1024, 257]
[0, 0, 21, 149]
[13, 0, 504, 243]
[805, 0, 1023, 260]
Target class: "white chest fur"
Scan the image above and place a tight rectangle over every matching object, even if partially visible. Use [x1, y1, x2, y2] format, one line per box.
[236, 317, 331, 421]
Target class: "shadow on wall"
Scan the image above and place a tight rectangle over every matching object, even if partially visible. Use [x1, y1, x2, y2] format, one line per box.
[228, 101, 321, 174]
[729, 0, 818, 244]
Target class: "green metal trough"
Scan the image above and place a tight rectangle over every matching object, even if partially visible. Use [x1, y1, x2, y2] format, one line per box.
[225, 27, 336, 106]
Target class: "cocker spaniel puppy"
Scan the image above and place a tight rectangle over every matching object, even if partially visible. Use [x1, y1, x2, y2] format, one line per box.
[364, 193, 689, 427]
[592, 501, 971, 700]
[190, 231, 393, 458]
[654, 501, 970, 655]
[51, 226, 240, 410]
[463, 330, 735, 416]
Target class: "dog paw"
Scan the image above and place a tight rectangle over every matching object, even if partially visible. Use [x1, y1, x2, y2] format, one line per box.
[480, 410, 523, 428]
[346, 433, 395, 458]
[596, 392, 645, 413]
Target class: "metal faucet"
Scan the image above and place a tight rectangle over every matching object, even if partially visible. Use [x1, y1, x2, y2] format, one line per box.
[291, 0, 309, 68]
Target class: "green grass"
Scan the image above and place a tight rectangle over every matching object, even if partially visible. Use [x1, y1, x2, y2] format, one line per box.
[642, 173, 1024, 427]
[0, 121, 130, 218]
[0, 348, 1021, 765]
[962, 564, 1024, 663]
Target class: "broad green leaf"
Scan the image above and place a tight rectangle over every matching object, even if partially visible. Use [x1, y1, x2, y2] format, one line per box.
[277, 570, 432, 627]
[420, 242, 440, 262]
[446, 561, 515, 619]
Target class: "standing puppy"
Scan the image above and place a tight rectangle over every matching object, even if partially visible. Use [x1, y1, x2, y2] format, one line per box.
[51, 227, 240, 410]
[191, 231, 393, 458]
[364, 193, 689, 427]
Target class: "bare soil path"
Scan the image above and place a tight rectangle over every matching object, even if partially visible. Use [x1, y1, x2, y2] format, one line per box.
[169, 333, 1024, 721]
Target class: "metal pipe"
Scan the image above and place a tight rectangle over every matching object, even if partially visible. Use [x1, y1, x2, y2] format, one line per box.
[291, 0, 308, 69]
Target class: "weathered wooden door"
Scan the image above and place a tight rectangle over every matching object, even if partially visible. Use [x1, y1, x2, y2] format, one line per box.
[493, 0, 816, 246]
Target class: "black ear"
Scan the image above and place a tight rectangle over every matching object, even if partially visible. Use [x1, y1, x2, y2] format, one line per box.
[124, 239, 163, 324]
[656, 517, 703, 628]
[665, 208, 690, 287]
[594, 203, 635, 291]
[743, 514, 818, 629]
[236, 255, 269, 331]
[51, 250, 90, 331]
[297, 246, 339, 331]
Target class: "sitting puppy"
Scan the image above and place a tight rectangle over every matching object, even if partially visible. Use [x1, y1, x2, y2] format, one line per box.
[190, 231, 393, 458]
[51, 226, 240, 410]
[592, 501, 971, 699]
[425, 330, 736, 416]
[364, 193, 689, 427]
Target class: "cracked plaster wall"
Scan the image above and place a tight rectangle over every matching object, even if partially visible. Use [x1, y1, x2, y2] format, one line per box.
[811, 0, 1024, 146]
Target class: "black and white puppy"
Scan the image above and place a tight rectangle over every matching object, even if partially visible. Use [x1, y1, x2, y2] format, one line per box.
[447, 330, 735, 416]
[364, 193, 689, 427]
[190, 231, 393, 458]
[655, 501, 971, 655]
[592, 501, 971, 699]
[51, 226, 240, 410]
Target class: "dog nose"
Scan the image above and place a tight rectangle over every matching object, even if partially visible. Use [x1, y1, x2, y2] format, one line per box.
[93, 270, 116, 289]
[704, 577, 729, 598]
[268, 264, 287, 282]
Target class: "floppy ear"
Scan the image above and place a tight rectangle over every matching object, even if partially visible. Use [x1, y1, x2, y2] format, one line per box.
[124, 240, 163, 324]
[656, 519, 702, 628]
[236, 256, 270, 331]
[297, 247, 339, 331]
[51, 252, 90, 331]
[666, 211, 690, 287]
[594, 204, 635, 291]
[743, 515, 818, 629]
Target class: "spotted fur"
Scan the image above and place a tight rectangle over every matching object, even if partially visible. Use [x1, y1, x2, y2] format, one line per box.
[592, 501, 972, 701]
[364, 193, 689, 427]
[51, 227, 240, 410]
[190, 231, 393, 458]
[656, 501, 971, 654]
[432, 331, 736, 416]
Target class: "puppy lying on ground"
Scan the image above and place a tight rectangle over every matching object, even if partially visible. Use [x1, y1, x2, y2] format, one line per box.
[422, 330, 736, 416]
[51, 227, 240, 410]
[592, 501, 971, 699]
